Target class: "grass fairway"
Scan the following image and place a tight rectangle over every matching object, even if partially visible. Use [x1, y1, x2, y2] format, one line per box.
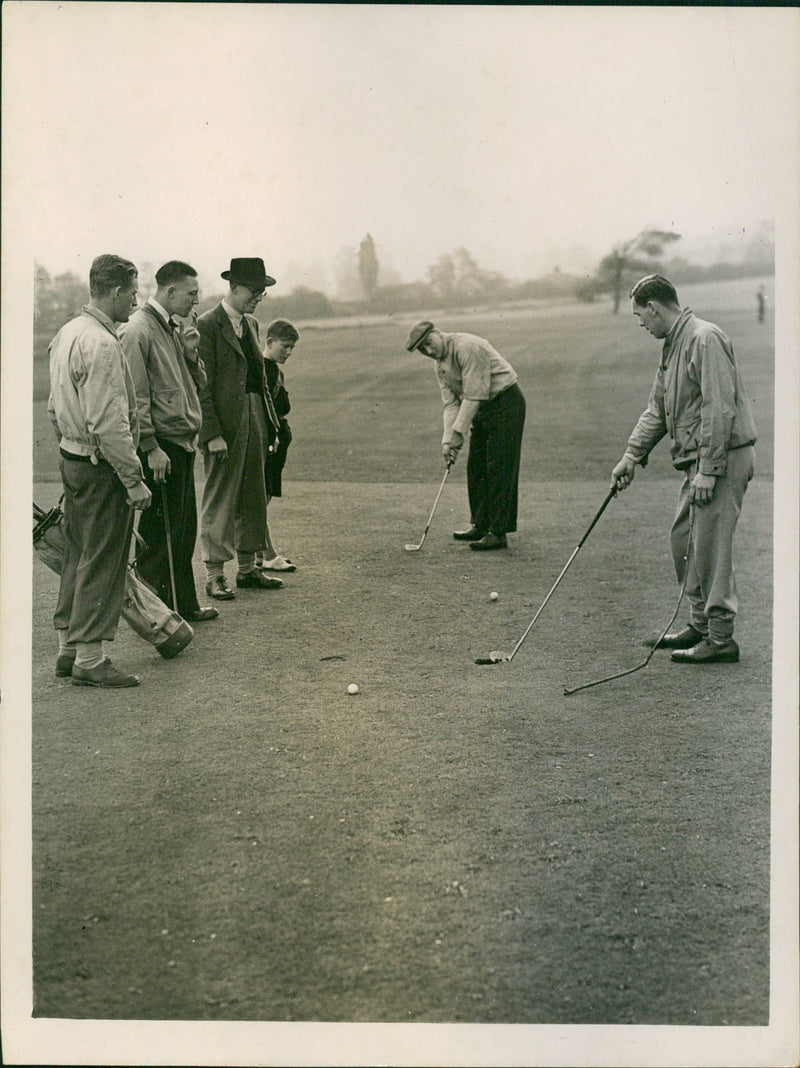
[31, 280, 773, 1024]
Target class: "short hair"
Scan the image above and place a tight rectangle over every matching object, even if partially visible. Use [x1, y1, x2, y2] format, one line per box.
[267, 318, 300, 343]
[89, 254, 137, 297]
[629, 274, 680, 307]
[155, 260, 198, 287]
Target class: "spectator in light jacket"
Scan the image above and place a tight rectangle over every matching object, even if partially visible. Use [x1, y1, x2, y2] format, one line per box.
[120, 260, 218, 623]
[47, 254, 151, 688]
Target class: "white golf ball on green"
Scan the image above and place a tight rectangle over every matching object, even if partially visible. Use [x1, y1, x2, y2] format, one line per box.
[489, 591, 499, 601]
[347, 683, 359, 695]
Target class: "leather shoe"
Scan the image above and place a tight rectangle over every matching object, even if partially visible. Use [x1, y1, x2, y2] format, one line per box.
[648, 624, 705, 650]
[469, 532, 508, 551]
[671, 638, 740, 664]
[184, 606, 219, 622]
[236, 570, 284, 590]
[206, 577, 235, 600]
[56, 651, 76, 677]
[453, 527, 485, 542]
[71, 659, 140, 688]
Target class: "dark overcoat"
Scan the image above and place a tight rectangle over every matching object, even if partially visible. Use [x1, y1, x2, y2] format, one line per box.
[197, 303, 278, 448]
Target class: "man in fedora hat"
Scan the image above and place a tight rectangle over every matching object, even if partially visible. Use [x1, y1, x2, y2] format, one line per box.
[406, 320, 526, 551]
[197, 258, 285, 598]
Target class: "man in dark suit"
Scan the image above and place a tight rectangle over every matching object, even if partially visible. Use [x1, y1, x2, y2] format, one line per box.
[197, 258, 284, 599]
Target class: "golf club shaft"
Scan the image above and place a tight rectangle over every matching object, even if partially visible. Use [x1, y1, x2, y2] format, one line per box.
[161, 483, 178, 612]
[505, 485, 617, 663]
[410, 463, 451, 549]
[563, 499, 694, 695]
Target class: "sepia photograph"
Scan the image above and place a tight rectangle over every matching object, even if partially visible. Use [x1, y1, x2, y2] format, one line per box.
[1, 3, 798, 1066]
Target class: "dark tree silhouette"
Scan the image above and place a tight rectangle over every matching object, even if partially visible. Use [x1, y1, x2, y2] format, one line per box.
[358, 233, 379, 302]
[596, 230, 681, 312]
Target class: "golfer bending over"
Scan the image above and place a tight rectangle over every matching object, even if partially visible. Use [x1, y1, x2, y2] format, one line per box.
[611, 274, 757, 664]
[406, 321, 526, 551]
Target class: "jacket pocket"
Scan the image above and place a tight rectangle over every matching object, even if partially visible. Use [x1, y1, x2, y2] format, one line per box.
[152, 387, 181, 408]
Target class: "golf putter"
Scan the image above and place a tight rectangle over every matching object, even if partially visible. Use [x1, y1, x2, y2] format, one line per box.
[404, 461, 452, 552]
[476, 485, 617, 664]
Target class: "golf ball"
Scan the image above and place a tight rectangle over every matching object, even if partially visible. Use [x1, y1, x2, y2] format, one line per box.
[489, 591, 499, 601]
[347, 683, 359, 695]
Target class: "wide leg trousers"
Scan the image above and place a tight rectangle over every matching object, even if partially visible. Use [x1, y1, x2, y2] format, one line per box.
[54, 455, 134, 644]
[136, 439, 201, 617]
[201, 394, 270, 564]
[467, 383, 526, 536]
[669, 445, 755, 641]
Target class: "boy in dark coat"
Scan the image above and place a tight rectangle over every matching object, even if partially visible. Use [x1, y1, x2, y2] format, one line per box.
[256, 319, 300, 573]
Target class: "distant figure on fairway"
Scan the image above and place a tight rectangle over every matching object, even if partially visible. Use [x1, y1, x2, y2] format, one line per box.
[611, 274, 757, 664]
[47, 254, 151, 688]
[255, 318, 300, 574]
[120, 260, 218, 623]
[197, 257, 284, 599]
[406, 321, 526, 551]
[756, 285, 767, 324]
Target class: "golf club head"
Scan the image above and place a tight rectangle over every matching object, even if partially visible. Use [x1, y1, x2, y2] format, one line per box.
[474, 650, 511, 665]
[404, 543, 422, 552]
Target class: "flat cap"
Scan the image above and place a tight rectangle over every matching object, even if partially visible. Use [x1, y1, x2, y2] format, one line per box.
[406, 320, 435, 352]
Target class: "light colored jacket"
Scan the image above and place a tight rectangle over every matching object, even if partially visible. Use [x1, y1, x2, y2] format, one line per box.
[119, 303, 206, 452]
[47, 306, 144, 488]
[626, 309, 757, 476]
[435, 332, 518, 439]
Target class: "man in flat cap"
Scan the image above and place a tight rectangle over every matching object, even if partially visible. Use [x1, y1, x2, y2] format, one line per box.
[197, 258, 284, 598]
[407, 321, 526, 550]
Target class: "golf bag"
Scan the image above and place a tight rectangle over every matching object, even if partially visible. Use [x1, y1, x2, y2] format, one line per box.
[33, 500, 194, 659]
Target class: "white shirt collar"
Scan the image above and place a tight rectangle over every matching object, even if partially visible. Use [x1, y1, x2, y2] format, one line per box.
[147, 296, 174, 326]
[221, 298, 246, 335]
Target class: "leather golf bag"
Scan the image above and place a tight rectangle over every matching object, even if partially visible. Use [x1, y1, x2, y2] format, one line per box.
[33, 500, 193, 659]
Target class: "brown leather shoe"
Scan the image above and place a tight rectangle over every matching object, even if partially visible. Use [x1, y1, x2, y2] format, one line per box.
[71, 659, 140, 688]
[469, 532, 508, 551]
[649, 624, 706, 650]
[236, 570, 284, 590]
[185, 606, 220, 622]
[56, 652, 76, 677]
[671, 638, 740, 664]
[453, 527, 485, 541]
[205, 577, 235, 600]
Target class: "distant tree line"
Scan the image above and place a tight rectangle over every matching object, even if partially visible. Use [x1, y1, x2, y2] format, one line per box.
[34, 224, 775, 350]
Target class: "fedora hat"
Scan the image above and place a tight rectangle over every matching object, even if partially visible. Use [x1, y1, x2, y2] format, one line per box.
[221, 258, 276, 290]
[406, 320, 435, 352]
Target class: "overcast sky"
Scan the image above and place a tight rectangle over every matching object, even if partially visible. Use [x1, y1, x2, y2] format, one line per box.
[3, 3, 798, 295]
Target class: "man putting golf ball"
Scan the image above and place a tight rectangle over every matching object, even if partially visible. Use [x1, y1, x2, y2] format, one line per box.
[406, 321, 526, 553]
